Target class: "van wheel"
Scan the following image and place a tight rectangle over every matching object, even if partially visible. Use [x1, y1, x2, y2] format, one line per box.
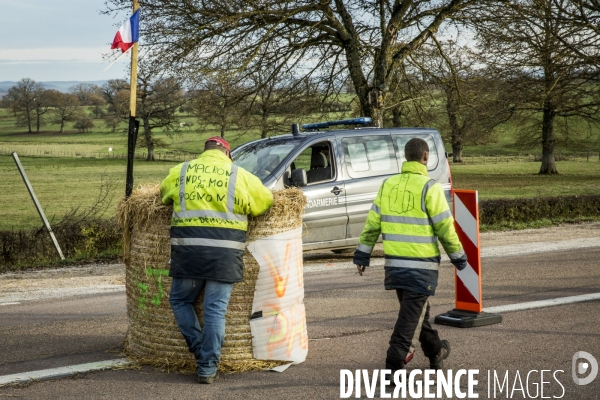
[331, 248, 354, 254]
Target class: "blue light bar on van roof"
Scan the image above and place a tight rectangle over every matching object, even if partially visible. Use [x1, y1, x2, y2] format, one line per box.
[301, 117, 372, 130]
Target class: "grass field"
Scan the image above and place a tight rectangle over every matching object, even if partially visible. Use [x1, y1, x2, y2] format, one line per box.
[2, 154, 599, 231]
[1, 107, 600, 231]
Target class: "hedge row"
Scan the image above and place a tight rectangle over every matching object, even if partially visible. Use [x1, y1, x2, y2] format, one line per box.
[480, 194, 600, 226]
[0, 217, 122, 271]
[0, 194, 598, 271]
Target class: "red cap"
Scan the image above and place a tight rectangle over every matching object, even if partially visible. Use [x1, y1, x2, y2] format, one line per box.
[205, 136, 231, 152]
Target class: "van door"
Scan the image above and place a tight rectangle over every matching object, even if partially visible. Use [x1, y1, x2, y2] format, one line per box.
[341, 134, 399, 239]
[288, 139, 347, 244]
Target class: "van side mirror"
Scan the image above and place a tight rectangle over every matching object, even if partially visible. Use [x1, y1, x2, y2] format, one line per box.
[290, 168, 307, 187]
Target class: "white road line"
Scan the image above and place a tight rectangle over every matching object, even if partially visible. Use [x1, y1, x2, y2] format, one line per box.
[0, 359, 130, 386]
[483, 293, 600, 314]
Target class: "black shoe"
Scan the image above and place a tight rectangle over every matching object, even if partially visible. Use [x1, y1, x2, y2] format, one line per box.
[430, 340, 451, 370]
[385, 357, 406, 372]
[198, 372, 218, 384]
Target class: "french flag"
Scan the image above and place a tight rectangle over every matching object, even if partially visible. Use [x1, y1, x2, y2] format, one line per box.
[111, 10, 140, 53]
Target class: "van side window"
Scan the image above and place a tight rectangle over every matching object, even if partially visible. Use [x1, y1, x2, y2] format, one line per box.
[393, 134, 439, 170]
[290, 141, 335, 184]
[342, 136, 398, 179]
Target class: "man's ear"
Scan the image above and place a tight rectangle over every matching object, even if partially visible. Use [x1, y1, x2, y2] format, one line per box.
[422, 151, 429, 165]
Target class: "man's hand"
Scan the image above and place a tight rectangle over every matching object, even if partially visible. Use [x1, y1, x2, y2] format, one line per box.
[356, 265, 366, 276]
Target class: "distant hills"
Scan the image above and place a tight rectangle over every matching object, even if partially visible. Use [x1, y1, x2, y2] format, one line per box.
[0, 80, 110, 99]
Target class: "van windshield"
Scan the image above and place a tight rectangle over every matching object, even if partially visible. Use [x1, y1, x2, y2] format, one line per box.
[232, 141, 297, 181]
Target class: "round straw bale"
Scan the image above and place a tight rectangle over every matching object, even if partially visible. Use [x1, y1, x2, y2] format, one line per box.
[117, 183, 306, 373]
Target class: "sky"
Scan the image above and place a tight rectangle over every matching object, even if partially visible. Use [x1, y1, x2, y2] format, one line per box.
[0, 0, 131, 82]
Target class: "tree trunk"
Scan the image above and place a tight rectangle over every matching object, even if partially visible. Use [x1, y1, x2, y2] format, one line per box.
[36, 112, 41, 133]
[446, 88, 463, 163]
[261, 109, 268, 139]
[392, 107, 402, 127]
[452, 142, 463, 163]
[143, 118, 155, 161]
[539, 103, 558, 174]
[59, 119, 65, 134]
[26, 107, 32, 133]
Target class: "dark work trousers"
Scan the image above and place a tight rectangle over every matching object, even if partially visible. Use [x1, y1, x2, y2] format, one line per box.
[386, 289, 442, 370]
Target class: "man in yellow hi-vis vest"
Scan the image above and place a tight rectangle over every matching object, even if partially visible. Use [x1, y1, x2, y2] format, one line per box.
[161, 137, 273, 384]
[353, 138, 467, 372]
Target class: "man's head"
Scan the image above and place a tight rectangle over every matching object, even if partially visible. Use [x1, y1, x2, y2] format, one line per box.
[404, 138, 429, 165]
[205, 136, 231, 159]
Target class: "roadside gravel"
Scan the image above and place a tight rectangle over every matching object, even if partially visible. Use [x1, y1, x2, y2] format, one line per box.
[0, 222, 598, 304]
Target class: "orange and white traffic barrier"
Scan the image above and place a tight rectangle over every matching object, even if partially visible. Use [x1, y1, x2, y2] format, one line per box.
[453, 190, 483, 313]
[434, 190, 502, 328]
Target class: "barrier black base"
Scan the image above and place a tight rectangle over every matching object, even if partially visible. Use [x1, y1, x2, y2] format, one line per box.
[434, 309, 502, 328]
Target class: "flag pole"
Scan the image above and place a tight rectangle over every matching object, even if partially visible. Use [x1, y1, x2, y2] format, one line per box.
[126, 0, 141, 197]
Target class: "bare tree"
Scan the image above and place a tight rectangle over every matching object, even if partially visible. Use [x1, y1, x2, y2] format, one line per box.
[89, 94, 107, 118]
[31, 89, 54, 133]
[191, 72, 248, 139]
[137, 61, 187, 161]
[246, 68, 324, 138]
[407, 41, 516, 162]
[105, 0, 478, 127]
[49, 91, 81, 133]
[6, 78, 43, 133]
[470, 0, 600, 174]
[102, 79, 130, 118]
[69, 83, 103, 105]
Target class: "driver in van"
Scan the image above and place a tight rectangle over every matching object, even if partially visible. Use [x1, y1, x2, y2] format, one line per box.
[353, 138, 468, 373]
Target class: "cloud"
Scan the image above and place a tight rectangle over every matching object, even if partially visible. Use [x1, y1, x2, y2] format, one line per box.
[0, 47, 110, 64]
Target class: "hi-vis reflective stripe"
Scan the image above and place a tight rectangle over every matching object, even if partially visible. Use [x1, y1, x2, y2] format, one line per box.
[179, 161, 190, 211]
[357, 243, 373, 254]
[448, 249, 466, 262]
[174, 161, 246, 221]
[170, 237, 246, 250]
[172, 210, 247, 222]
[430, 209, 452, 224]
[421, 179, 435, 213]
[381, 215, 430, 225]
[384, 259, 439, 270]
[227, 164, 238, 211]
[383, 233, 438, 244]
[370, 204, 381, 214]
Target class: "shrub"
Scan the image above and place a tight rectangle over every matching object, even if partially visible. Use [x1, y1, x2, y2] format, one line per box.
[0, 177, 122, 272]
[480, 195, 600, 227]
[74, 115, 95, 133]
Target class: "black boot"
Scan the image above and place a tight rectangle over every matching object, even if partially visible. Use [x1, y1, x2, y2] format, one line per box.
[429, 340, 451, 370]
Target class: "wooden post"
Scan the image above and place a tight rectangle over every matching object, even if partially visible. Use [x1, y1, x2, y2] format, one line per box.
[126, 0, 141, 197]
[12, 152, 65, 260]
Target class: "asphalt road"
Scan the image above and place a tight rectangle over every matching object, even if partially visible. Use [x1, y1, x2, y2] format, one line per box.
[1, 247, 599, 399]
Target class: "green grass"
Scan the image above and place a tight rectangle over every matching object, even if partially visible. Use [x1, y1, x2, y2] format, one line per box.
[451, 161, 600, 199]
[0, 155, 171, 230]
[2, 106, 600, 231]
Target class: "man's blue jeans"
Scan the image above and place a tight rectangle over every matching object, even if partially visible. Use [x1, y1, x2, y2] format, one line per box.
[169, 278, 233, 377]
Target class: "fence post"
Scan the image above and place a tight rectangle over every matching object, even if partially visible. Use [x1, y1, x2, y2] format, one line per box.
[11, 152, 65, 260]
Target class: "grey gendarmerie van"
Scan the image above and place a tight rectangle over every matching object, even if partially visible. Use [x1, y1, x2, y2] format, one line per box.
[231, 117, 453, 252]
